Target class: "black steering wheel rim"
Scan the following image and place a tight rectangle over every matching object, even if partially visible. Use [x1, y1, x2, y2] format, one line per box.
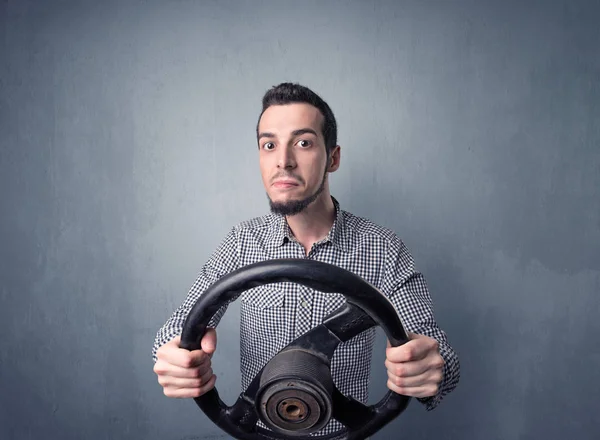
[180, 258, 411, 440]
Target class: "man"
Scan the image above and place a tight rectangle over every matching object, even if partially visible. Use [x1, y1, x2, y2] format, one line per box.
[152, 83, 460, 436]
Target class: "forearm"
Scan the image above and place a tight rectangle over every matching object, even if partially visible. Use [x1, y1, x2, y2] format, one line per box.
[152, 294, 229, 363]
[386, 264, 460, 409]
[152, 228, 239, 362]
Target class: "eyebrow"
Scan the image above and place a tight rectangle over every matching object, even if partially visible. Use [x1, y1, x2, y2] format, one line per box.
[291, 128, 318, 137]
[257, 132, 275, 141]
[257, 128, 318, 141]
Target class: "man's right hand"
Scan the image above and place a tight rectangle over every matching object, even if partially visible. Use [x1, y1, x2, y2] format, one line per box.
[153, 329, 217, 398]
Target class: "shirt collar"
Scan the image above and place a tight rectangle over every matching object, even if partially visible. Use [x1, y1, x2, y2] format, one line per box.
[267, 196, 349, 252]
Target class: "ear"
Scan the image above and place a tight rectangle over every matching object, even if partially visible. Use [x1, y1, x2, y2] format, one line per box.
[328, 145, 341, 172]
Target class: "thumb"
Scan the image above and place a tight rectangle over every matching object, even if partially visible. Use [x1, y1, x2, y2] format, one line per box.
[201, 328, 217, 354]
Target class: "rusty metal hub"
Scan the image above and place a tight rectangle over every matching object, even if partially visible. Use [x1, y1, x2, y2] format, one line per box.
[256, 349, 334, 436]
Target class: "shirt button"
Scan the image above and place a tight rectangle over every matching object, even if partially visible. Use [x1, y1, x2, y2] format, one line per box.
[301, 301, 309, 308]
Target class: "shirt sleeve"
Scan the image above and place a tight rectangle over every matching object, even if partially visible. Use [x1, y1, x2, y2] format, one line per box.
[381, 234, 460, 410]
[152, 228, 240, 362]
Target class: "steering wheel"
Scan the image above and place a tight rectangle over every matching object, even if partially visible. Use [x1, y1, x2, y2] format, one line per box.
[180, 258, 411, 440]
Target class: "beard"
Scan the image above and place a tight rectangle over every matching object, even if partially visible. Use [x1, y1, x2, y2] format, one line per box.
[268, 168, 328, 216]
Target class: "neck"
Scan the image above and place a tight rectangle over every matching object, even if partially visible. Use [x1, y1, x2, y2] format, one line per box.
[285, 191, 336, 254]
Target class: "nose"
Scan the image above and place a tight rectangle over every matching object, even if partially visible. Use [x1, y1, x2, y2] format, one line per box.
[277, 144, 296, 169]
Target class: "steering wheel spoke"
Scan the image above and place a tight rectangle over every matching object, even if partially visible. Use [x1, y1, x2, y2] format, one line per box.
[281, 323, 341, 361]
[226, 394, 260, 433]
[272, 303, 377, 363]
[330, 385, 374, 430]
[322, 302, 377, 343]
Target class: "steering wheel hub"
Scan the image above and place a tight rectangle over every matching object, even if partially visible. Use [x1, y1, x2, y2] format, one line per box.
[256, 349, 333, 435]
[277, 396, 308, 421]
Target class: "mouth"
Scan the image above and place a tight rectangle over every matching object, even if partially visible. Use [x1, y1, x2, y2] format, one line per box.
[272, 180, 300, 189]
[272, 175, 302, 187]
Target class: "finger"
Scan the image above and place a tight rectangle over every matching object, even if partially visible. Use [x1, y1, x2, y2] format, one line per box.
[163, 374, 217, 399]
[386, 341, 428, 363]
[386, 379, 439, 399]
[386, 368, 443, 388]
[153, 357, 211, 378]
[198, 373, 217, 394]
[158, 366, 214, 389]
[201, 328, 217, 355]
[384, 358, 429, 378]
[160, 334, 215, 366]
[158, 344, 211, 368]
[199, 365, 215, 386]
[386, 334, 440, 363]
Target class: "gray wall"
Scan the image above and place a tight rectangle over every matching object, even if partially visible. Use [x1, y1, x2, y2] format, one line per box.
[1, 1, 599, 439]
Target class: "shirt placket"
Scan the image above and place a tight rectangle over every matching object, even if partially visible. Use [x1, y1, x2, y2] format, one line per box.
[295, 286, 314, 338]
[293, 242, 328, 338]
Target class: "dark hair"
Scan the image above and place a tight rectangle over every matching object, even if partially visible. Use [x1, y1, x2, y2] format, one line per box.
[257, 82, 337, 156]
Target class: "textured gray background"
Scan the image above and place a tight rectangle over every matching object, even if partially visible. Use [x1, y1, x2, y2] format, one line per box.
[1, 0, 599, 439]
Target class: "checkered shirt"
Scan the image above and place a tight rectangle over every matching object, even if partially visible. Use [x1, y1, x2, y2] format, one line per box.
[152, 197, 460, 435]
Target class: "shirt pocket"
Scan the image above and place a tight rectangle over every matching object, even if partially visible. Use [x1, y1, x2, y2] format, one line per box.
[240, 284, 285, 309]
[240, 284, 289, 366]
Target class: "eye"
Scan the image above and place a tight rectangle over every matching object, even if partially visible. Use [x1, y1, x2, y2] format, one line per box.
[263, 142, 275, 150]
[296, 139, 312, 148]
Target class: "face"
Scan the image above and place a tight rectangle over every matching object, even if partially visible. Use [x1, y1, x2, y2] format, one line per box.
[257, 103, 339, 216]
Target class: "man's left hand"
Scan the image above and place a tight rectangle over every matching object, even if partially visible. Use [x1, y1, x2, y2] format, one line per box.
[385, 333, 444, 398]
